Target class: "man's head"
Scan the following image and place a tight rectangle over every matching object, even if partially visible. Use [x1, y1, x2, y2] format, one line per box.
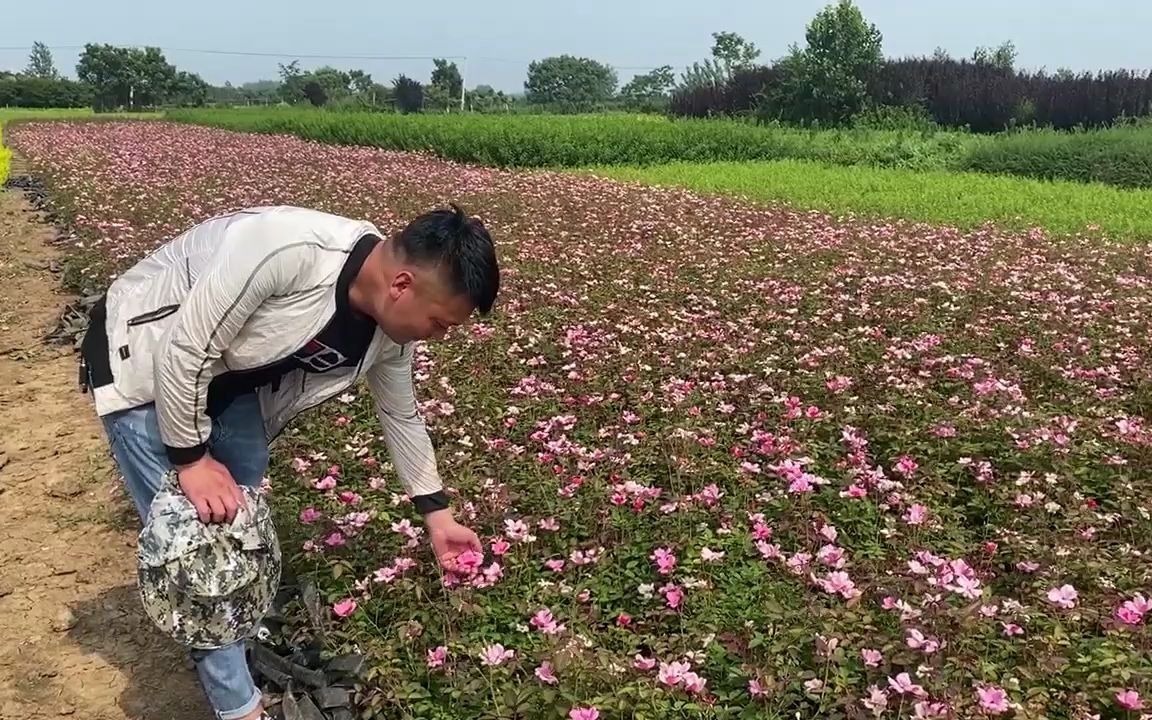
[353, 203, 499, 344]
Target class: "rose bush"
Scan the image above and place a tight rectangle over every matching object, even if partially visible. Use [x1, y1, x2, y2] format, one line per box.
[8, 120, 1152, 720]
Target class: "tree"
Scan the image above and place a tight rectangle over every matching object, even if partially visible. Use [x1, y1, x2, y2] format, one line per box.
[392, 74, 423, 113]
[620, 65, 675, 110]
[276, 61, 308, 104]
[275, 62, 381, 107]
[168, 70, 209, 107]
[0, 76, 92, 108]
[76, 43, 192, 111]
[309, 66, 353, 101]
[348, 69, 374, 95]
[710, 31, 760, 76]
[25, 42, 58, 80]
[466, 84, 509, 113]
[238, 80, 279, 105]
[762, 0, 883, 126]
[973, 41, 1016, 72]
[679, 58, 728, 90]
[302, 80, 327, 107]
[430, 59, 463, 107]
[524, 55, 617, 110]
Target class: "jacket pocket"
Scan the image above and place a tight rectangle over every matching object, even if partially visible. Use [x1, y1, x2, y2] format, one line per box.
[126, 304, 180, 327]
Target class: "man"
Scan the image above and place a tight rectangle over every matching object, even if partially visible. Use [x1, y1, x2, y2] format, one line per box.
[79, 203, 499, 720]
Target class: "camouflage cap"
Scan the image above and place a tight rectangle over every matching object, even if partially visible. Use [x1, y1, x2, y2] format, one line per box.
[136, 470, 282, 650]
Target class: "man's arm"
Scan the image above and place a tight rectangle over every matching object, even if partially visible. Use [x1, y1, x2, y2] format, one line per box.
[364, 346, 447, 511]
[153, 213, 308, 465]
[365, 349, 483, 567]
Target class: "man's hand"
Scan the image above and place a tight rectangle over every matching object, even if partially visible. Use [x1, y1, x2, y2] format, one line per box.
[176, 454, 246, 524]
[424, 508, 482, 570]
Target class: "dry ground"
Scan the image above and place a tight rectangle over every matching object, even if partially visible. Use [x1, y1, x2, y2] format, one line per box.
[0, 173, 208, 719]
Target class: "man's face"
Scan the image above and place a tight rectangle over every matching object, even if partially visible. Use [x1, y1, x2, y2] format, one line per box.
[374, 265, 475, 345]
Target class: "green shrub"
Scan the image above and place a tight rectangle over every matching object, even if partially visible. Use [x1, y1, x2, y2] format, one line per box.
[0, 77, 93, 109]
[961, 124, 1152, 189]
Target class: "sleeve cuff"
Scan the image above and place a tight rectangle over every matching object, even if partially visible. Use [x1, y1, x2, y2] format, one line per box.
[165, 442, 208, 466]
[412, 491, 450, 515]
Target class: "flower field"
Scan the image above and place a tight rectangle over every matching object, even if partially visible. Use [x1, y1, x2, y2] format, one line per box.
[7, 120, 1152, 720]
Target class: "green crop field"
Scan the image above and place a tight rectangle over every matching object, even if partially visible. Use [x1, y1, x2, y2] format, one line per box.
[591, 158, 1152, 240]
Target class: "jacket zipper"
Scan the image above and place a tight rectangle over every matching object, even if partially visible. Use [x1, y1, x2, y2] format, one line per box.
[126, 304, 181, 326]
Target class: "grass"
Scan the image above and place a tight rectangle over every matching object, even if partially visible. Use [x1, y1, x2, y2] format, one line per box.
[589, 158, 1152, 241]
[166, 106, 979, 171]
[0, 107, 102, 124]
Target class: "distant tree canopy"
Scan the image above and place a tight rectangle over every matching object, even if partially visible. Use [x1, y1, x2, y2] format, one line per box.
[620, 66, 676, 110]
[75, 43, 208, 111]
[392, 75, 424, 113]
[275, 61, 389, 109]
[524, 55, 617, 109]
[24, 42, 59, 80]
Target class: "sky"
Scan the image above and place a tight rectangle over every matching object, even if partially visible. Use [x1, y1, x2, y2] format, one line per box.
[2, 0, 1149, 94]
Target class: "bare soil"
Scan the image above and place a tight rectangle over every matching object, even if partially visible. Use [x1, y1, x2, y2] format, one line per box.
[0, 177, 208, 719]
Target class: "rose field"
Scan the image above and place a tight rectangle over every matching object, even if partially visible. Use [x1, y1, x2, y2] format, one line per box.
[6, 119, 1152, 720]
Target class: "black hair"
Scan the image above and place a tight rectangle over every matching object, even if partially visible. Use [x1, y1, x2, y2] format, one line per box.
[395, 203, 500, 315]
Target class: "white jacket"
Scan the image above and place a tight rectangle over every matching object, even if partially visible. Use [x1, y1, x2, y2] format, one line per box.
[90, 205, 443, 500]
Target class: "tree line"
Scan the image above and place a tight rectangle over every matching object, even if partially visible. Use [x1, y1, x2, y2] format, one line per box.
[0, 33, 779, 115]
[665, 1, 1152, 132]
[5, 4, 1152, 131]
[1, 42, 209, 110]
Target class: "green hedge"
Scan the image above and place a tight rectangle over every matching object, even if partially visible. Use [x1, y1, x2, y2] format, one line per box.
[166, 107, 977, 171]
[961, 124, 1152, 189]
[0, 77, 93, 109]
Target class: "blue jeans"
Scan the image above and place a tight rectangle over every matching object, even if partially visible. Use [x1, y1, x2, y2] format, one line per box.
[101, 393, 269, 720]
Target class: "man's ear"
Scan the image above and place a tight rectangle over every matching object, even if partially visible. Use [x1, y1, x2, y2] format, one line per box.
[389, 270, 414, 300]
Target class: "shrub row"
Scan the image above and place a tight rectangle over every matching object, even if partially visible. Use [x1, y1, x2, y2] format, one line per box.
[0, 77, 93, 110]
[166, 107, 974, 171]
[672, 58, 1152, 134]
[961, 123, 1152, 189]
[872, 59, 1152, 133]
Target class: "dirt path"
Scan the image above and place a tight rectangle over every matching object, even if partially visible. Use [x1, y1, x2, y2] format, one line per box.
[0, 178, 208, 719]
